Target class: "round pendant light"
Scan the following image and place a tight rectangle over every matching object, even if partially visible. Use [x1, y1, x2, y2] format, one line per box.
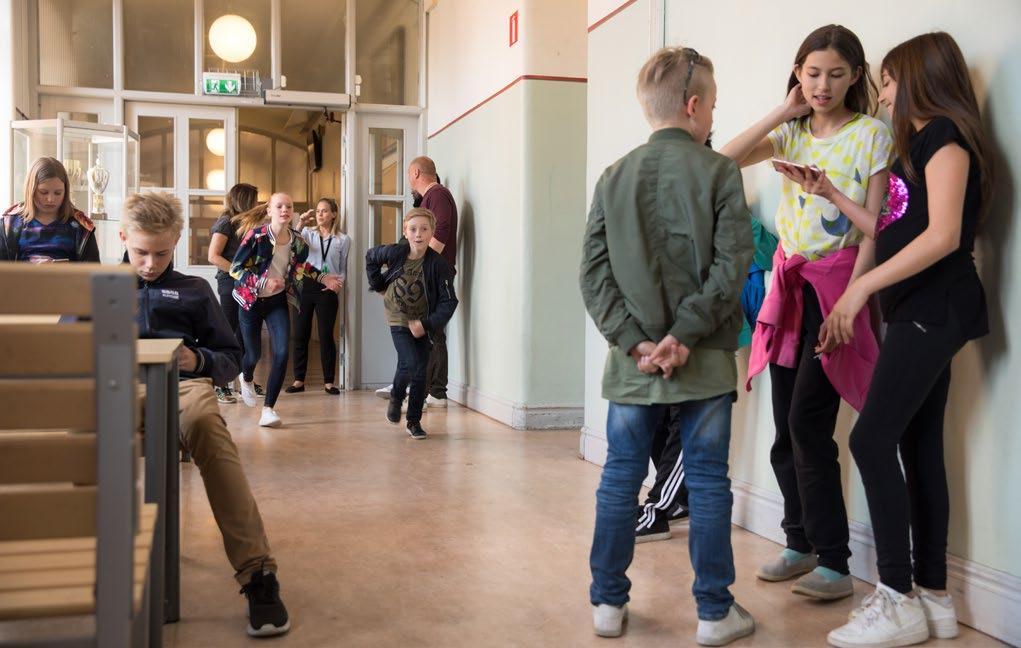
[209, 14, 257, 63]
[206, 169, 226, 191]
[205, 128, 226, 157]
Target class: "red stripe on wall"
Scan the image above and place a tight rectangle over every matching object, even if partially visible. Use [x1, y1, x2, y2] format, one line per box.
[587, 0, 638, 33]
[428, 75, 587, 140]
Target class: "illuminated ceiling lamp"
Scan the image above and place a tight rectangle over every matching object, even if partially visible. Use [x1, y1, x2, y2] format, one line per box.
[209, 14, 257, 63]
[206, 169, 226, 191]
[205, 128, 226, 156]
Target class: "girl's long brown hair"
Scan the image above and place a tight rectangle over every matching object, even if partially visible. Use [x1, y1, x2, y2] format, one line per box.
[223, 183, 258, 218]
[788, 25, 878, 117]
[231, 203, 268, 237]
[882, 32, 993, 208]
[21, 157, 76, 223]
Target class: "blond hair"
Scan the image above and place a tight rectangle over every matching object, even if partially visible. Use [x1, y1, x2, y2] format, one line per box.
[231, 203, 268, 237]
[637, 47, 714, 124]
[404, 207, 436, 230]
[121, 192, 183, 235]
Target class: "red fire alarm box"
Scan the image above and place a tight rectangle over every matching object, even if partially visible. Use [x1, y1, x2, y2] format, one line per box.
[509, 11, 519, 47]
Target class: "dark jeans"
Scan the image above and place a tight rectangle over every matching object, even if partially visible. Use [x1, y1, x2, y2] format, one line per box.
[849, 313, 965, 594]
[590, 395, 736, 620]
[239, 292, 289, 408]
[768, 284, 850, 574]
[390, 326, 432, 424]
[638, 406, 689, 531]
[293, 283, 339, 384]
[217, 278, 244, 386]
[425, 326, 448, 399]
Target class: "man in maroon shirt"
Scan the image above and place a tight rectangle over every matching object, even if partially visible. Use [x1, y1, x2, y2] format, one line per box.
[408, 156, 457, 407]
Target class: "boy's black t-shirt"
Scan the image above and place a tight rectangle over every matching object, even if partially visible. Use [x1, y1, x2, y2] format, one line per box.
[875, 116, 988, 339]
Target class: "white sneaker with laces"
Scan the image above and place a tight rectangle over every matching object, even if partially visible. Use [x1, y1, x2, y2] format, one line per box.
[592, 603, 627, 637]
[259, 407, 282, 428]
[917, 587, 958, 639]
[239, 379, 258, 407]
[827, 582, 928, 648]
[696, 602, 755, 646]
[425, 395, 448, 408]
[374, 384, 393, 400]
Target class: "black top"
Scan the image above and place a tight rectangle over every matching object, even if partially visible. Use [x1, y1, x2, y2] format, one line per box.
[210, 213, 240, 282]
[875, 116, 988, 339]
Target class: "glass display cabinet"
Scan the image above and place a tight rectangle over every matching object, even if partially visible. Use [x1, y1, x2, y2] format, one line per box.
[11, 118, 140, 264]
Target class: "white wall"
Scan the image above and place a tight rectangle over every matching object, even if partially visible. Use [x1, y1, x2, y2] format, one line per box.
[583, 1, 1021, 643]
[427, 0, 588, 428]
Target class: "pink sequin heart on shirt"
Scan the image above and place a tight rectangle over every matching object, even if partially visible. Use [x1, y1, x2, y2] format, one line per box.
[876, 173, 909, 235]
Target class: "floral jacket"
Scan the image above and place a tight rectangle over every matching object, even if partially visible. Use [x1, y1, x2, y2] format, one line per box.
[229, 224, 322, 311]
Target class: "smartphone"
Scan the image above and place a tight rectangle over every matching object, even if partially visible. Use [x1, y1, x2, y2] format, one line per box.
[770, 158, 821, 175]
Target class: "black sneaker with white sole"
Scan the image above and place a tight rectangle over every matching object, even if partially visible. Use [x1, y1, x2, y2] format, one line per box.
[668, 505, 690, 524]
[406, 421, 427, 439]
[635, 511, 672, 543]
[387, 399, 402, 425]
[240, 570, 290, 637]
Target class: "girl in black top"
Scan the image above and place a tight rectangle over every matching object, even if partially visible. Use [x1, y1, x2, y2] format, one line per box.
[809, 33, 993, 648]
[208, 183, 263, 403]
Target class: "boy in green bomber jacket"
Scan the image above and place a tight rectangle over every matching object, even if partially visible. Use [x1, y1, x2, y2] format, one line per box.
[580, 47, 754, 646]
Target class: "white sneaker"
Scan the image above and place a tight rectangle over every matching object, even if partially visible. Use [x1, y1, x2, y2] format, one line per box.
[827, 582, 928, 648]
[374, 384, 393, 400]
[425, 395, 448, 408]
[239, 379, 258, 407]
[401, 400, 428, 413]
[696, 602, 755, 646]
[259, 407, 282, 428]
[592, 603, 627, 638]
[917, 587, 958, 639]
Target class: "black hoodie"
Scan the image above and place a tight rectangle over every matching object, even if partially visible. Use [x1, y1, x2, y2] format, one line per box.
[131, 255, 242, 386]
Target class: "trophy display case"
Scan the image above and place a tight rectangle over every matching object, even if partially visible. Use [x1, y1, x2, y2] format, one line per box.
[10, 118, 140, 264]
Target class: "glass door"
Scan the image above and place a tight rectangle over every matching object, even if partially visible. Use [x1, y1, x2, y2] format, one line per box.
[126, 103, 237, 286]
[352, 112, 420, 388]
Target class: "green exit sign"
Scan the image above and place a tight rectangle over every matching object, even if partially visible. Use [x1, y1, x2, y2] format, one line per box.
[203, 73, 241, 96]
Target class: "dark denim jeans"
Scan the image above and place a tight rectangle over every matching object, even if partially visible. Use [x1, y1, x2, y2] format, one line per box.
[590, 394, 736, 620]
[390, 326, 431, 424]
[240, 292, 289, 407]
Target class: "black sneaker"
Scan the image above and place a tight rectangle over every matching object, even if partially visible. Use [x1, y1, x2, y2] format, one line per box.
[215, 386, 237, 404]
[635, 511, 672, 543]
[668, 505, 690, 524]
[406, 421, 427, 440]
[386, 399, 402, 425]
[254, 383, 266, 397]
[240, 571, 290, 637]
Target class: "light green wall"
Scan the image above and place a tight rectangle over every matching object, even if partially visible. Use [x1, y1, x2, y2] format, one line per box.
[522, 79, 587, 406]
[428, 84, 528, 405]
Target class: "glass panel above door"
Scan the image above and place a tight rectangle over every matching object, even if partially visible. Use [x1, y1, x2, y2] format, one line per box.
[124, 0, 194, 92]
[356, 0, 420, 105]
[38, 0, 113, 88]
[282, 0, 346, 93]
[203, 0, 271, 96]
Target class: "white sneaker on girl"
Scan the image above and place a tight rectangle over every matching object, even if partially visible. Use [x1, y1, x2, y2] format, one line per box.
[239, 379, 258, 407]
[917, 587, 958, 639]
[828, 582, 928, 648]
[259, 407, 282, 428]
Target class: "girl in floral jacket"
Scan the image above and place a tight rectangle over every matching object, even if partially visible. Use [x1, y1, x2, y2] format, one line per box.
[229, 193, 341, 427]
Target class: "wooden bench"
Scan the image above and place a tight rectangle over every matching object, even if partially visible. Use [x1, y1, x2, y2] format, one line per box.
[0, 262, 157, 647]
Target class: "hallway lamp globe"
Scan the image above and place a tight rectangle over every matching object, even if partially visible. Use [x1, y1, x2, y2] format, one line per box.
[206, 169, 226, 191]
[206, 128, 226, 157]
[208, 14, 257, 63]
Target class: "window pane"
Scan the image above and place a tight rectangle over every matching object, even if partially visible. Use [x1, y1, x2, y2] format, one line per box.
[371, 202, 403, 246]
[38, 0, 113, 88]
[139, 116, 174, 189]
[356, 0, 419, 105]
[125, 0, 194, 92]
[189, 196, 223, 266]
[282, 0, 346, 93]
[56, 111, 100, 123]
[204, 0, 270, 96]
[276, 141, 309, 208]
[189, 119, 226, 190]
[239, 131, 272, 201]
[369, 128, 402, 196]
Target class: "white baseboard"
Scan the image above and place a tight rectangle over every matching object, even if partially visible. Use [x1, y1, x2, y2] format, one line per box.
[730, 479, 1021, 648]
[447, 380, 583, 430]
[580, 435, 1021, 646]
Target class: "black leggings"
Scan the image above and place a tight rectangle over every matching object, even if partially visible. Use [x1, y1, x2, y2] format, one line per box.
[769, 284, 850, 573]
[293, 284, 339, 383]
[217, 280, 244, 385]
[849, 312, 966, 594]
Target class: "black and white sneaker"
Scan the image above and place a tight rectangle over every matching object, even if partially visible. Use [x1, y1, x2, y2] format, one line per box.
[386, 399, 402, 425]
[240, 570, 290, 637]
[635, 511, 672, 543]
[406, 421, 427, 440]
[668, 505, 690, 524]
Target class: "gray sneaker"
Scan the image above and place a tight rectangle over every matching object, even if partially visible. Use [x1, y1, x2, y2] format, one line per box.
[755, 552, 817, 582]
[695, 602, 755, 646]
[791, 570, 853, 600]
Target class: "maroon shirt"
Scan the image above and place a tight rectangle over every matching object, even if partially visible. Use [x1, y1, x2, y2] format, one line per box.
[422, 183, 458, 269]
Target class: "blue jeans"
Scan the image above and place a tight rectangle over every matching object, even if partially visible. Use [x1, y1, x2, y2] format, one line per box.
[390, 326, 432, 424]
[239, 292, 289, 407]
[590, 394, 736, 620]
